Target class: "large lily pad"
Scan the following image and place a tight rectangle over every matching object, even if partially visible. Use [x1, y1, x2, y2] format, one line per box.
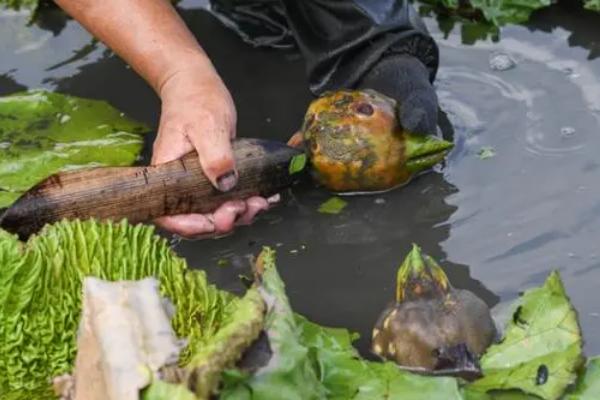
[0, 220, 261, 399]
[469, 272, 584, 400]
[0, 90, 149, 208]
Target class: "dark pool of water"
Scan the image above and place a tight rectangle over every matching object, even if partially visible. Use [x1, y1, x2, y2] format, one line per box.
[2, 1, 600, 358]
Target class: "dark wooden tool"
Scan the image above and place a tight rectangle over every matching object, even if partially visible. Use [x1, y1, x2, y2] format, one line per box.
[0, 138, 303, 240]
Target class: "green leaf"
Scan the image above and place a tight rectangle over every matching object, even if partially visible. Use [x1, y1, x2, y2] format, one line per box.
[0, 0, 38, 11]
[584, 0, 600, 11]
[0, 90, 149, 208]
[221, 248, 327, 400]
[564, 357, 600, 399]
[0, 220, 258, 399]
[418, 0, 552, 26]
[470, 0, 552, 26]
[222, 248, 463, 400]
[289, 153, 307, 175]
[469, 271, 584, 400]
[297, 316, 463, 400]
[182, 287, 265, 399]
[478, 146, 496, 160]
[142, 380, 197, 400]
[318, 197, 347, 215]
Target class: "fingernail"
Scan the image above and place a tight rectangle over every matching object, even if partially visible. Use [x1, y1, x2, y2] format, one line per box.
[267, 194, 281, 205]
[216, 170, 237, 192]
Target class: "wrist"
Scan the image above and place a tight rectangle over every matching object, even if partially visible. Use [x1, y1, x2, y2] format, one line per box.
[154, 49, 220, 97]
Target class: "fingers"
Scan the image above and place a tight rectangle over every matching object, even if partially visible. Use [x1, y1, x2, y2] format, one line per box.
[151, 122, 194, 165]
[155, 196, 279, 239]
[236, 196, 269, 226]
[212, 200, 247, 233]
[156, 68, 239, 190]
[155, 214, 215, 237]
[186, 110, 239, 192]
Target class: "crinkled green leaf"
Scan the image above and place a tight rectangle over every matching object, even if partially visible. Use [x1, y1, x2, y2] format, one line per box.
[0, 90, 149, 207]
[469, 271, 584, 400]
[318, 197, 347, 215]
[0, 219, 246, 399]
[564, 357, 600, 399]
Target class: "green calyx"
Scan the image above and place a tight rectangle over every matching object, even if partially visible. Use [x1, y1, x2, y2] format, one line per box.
[396, 244, 452, 303]
[404, 134, 454, 174]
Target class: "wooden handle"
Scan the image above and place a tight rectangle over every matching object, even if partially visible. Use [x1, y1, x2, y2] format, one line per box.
[0, 138, 303, 239]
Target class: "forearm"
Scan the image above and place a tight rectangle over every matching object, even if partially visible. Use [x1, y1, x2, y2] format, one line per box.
[54, 0, 217, 94]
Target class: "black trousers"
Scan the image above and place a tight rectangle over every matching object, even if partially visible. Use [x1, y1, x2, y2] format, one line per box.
[208, 0, 439, 95]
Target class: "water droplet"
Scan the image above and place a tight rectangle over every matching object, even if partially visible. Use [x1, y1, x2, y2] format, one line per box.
[290, 249, 298, 254]
[560, 126, 576, 138]
[568, 252, 576, 258]
[59, 114, 71, 124]
[375, 198, 386, 205]
[489, 52, 516, 71]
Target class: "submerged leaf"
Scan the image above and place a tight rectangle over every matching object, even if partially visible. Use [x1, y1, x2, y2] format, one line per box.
[478, 146, 496, 160]
[0, 90, 149, 208]
[318, 197, 347, 215]
[470, 271, 584, 400]
[0, 220, 252, 399]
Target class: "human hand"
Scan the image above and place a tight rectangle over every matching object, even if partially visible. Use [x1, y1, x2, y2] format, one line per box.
[357, 54, 439, 136]
[152, 66, 273, 238]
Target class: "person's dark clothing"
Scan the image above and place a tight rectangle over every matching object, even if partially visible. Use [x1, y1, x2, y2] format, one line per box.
[207, 0, 439, 95]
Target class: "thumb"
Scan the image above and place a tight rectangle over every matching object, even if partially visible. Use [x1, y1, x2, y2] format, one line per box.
[188, 121, 238, 192]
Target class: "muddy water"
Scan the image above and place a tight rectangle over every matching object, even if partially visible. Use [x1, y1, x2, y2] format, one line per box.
[2, 1, 600, 358]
